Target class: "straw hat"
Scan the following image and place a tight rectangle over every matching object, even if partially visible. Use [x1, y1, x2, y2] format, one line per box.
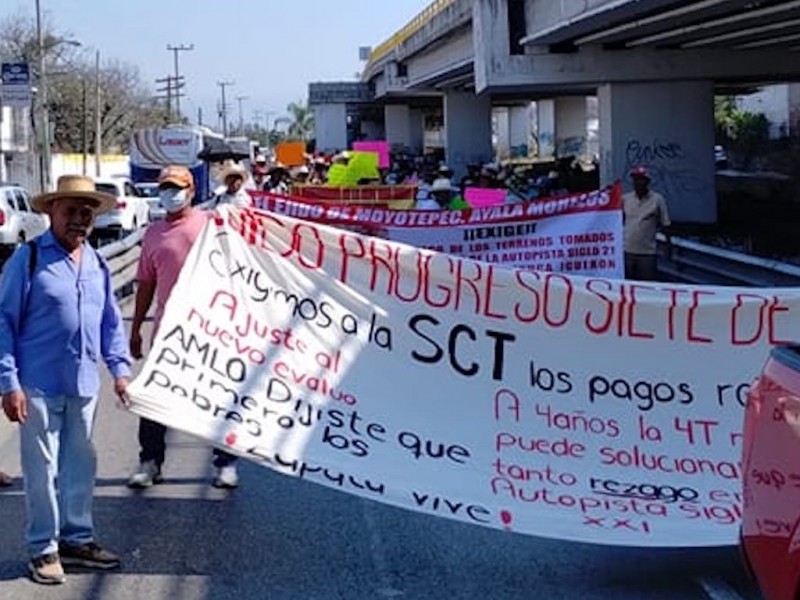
[31, 175, 116, 214]
[220, 162, 249, 182]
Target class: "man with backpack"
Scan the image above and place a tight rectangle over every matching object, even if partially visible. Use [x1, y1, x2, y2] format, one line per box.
[0, 175, 132, 585]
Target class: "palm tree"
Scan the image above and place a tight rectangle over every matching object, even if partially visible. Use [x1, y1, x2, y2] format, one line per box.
[285, 101, 314, 142]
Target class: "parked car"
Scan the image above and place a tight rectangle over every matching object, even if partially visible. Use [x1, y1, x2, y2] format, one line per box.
[741, 344, 800, 600]
[715, 145, 729, 169]
[0, 183, 49, 260]
[134, 182, 165, 221]
[92, 177, 149, 239]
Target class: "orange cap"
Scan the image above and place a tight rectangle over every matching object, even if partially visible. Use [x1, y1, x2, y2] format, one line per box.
[158, 165, 194, 188]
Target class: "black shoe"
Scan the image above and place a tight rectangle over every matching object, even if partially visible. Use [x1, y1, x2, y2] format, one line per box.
[28, 552, 66, 585]
[58, 542, 120, 570]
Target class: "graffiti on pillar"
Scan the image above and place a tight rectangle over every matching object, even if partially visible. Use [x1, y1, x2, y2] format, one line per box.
[624, 138, 705, 201]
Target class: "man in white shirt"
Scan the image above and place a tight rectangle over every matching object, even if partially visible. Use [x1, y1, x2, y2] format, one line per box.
[623, 166, 671, 281]
[214, 163, 252, 208]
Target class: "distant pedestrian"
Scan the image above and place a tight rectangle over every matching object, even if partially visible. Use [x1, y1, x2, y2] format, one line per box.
[128, 166, 240, 490]
[214, 162, 252, 208]
[623, 166, 672, 281]
[0, 175, 131, 585]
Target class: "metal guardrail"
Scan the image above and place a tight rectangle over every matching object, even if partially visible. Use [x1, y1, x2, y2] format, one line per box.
[368, 0, 456, 65]
[99, 221, 800, 298]
[99, 229, 144, 300]
[658, 234, 800, 287]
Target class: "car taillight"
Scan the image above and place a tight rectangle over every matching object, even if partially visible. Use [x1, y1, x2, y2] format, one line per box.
[0, 209, 4, 226]
[116, 201, 127, 209]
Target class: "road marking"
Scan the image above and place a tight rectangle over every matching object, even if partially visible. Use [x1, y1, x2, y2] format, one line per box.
[696, 577, 747, 600]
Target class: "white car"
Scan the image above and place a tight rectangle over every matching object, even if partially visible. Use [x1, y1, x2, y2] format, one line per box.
[0, 183, 50, 260]
[93, 177, 149, 238]
[134, 182, 166, 222]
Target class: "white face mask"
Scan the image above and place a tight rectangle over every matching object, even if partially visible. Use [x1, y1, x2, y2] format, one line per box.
[159, 188, 189, 213]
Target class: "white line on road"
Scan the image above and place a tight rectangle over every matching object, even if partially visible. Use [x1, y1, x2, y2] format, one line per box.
[696, 577, 748, 600]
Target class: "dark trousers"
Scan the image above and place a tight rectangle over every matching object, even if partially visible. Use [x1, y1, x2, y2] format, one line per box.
[138, 418, 238, 468]
[624, 253, 658, 281]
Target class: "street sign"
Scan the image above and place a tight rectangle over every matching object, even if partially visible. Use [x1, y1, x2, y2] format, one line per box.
[1, 62, 32, 108]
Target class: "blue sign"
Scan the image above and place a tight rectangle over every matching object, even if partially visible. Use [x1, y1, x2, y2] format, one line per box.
[1, 62, 30, 84]
[1, 62, 32, 107]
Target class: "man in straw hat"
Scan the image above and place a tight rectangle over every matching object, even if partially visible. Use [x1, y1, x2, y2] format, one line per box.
[214, 162, 252, 208]
[0, 175, 132, 584]
[127, 166, 239, 490]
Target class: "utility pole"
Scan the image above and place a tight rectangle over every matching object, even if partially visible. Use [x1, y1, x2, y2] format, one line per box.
[35, 0, 50, 192]
[81, 78, 88, 175]
[166, 44, 193, 119]
[217, 80, 234, 137]
[94, 50, 101, 177]
[155, 75, 185, 123]
[264, 110, 277, 133]
[235, 95, 248, 135]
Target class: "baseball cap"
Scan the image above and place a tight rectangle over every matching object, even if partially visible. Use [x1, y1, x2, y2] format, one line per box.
[629, 166, 650, 179]
[158, 165, 194, 188]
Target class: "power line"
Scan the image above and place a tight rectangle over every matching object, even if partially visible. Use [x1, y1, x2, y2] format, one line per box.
[167, 44, 193, 118]
[155, 75, 185, 123]
[217, 81, 234, 137]
[235, 95, 248, 134]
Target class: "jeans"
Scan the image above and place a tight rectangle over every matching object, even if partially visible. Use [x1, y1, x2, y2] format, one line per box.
[20, 392, 97, 557]
[138, 418, 237, 468]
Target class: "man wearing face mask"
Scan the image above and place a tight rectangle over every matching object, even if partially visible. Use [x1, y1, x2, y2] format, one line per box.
[127, 166, 240, 489]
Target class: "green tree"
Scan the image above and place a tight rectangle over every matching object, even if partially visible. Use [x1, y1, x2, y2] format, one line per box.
[285, 100, 314, 142]
[1, 12, 171, 153]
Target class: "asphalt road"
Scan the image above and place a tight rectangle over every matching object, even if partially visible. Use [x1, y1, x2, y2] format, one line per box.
[0, 302, 764, 600]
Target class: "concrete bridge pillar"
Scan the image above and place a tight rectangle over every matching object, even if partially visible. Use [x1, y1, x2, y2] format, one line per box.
[444, 90, 493, 178]
[385, 105, 424, 153]
[496, 104, 532, 159]
[536, 99, 556, 157]
[555, 97, 588, 157]
[509, 105, 531, 158]
[598, 80, 716, 223]
[494, 107, 510, 159]
[314, 103, 348, 153]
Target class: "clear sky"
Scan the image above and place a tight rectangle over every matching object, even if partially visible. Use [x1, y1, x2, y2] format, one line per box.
[2, 0, 432, 129]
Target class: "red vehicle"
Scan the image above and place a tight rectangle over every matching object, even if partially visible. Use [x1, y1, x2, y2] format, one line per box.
[742, 344, 800, 600]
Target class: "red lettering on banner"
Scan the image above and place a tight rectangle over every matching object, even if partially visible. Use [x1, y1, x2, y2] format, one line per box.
[338, 232, 365, 282]
[219, 208, 800, 346]
[730, 293, 792, 346]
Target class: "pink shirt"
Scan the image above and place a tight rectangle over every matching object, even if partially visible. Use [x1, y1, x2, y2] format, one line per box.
[137, 209, 210, 330]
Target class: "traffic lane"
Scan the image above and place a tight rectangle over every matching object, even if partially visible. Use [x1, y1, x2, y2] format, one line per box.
[0, 453, 763, 600]
[0, 317, 762, 600]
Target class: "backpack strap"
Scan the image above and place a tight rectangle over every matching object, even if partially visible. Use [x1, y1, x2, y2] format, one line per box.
[21, 240, 38, 330]
[27, 239, 37, 278]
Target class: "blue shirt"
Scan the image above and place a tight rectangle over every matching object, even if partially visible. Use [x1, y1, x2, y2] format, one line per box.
[0, 231, 132, 397]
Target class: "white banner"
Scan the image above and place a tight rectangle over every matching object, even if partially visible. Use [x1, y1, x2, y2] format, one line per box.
[252, 184, 624, 279]
[127, 206, 800, 547]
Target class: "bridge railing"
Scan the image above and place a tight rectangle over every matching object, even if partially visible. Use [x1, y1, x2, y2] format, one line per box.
[99, 229, 144, 300]
[99, 224, 800, 303]
[368, 0, 457, 66]
[657, 234, 800, 287]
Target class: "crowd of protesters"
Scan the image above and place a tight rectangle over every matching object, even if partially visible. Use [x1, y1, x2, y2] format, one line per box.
[232, 149, 599, 211]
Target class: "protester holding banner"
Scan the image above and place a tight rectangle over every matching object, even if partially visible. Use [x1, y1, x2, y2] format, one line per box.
[0, 175, 131, 584]
[623, 166, 672, 281]
[128, 166, 240, 490]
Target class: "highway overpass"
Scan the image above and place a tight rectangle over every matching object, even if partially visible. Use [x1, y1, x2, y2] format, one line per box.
[310, 0, 800, 223]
